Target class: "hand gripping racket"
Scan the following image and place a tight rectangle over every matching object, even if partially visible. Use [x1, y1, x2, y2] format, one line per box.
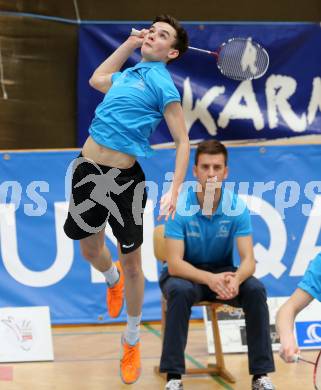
[131, 28, 269, 81]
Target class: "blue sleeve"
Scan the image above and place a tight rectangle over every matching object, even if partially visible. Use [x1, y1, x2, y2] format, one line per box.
[234, 206, 252, 237]
[298, 253, 321, 301]
[148, 69, 181, 114]
[164, 213, 185, 240]
[111, 71, 122, 83]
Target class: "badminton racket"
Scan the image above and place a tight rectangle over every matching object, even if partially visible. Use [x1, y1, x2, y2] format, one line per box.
[294, 351, 321, 390]
[131, 28, 269, 81]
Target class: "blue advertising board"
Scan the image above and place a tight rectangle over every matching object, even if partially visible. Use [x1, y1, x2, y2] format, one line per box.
[0, 145, 321, 324]
[77, 22, 321, 146]
[296, 321, 321, 348]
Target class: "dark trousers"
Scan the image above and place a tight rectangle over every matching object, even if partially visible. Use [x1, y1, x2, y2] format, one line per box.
[159, 265, 275, 375]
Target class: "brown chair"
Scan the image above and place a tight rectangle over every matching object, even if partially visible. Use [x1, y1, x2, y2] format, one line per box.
[153, 224, 236, 383]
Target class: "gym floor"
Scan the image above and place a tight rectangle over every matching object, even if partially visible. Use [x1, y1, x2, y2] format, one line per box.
[0, 321, 314, 389]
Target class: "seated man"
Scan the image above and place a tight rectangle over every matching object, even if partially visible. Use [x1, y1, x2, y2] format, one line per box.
[276, 252, 321, 362]
[159, 139, 275, 390]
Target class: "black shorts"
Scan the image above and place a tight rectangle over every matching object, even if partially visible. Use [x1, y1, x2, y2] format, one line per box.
[63, 154, 147, 254]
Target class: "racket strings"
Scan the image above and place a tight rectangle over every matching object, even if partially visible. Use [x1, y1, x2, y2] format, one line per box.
[217, 38, 269, 81]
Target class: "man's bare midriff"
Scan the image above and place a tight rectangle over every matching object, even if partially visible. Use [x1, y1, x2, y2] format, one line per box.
[82, 136, 136, 169]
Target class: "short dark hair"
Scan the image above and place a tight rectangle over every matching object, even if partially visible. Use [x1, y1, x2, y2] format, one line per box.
[153, 14, 188, 62]
[195, 140, 228, 166]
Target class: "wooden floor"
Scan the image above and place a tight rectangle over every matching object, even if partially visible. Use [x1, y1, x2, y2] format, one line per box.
[1, 321, 315, 390]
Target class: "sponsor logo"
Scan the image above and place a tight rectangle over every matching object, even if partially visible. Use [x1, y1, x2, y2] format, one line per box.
[66, 157, 136, 233]
[216, 224, 230, 238]
[296, 322, 321, 347]
[188, 221, 200, 227]
[1, 316, 34, 351]
[186, 231, 201, 238]
[122, 243, 135, 249]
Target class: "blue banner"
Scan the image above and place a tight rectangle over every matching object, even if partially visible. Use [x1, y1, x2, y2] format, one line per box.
[0, 145, 321, 324]
[77, 22, 321, 147]
[296, 321, 321, 348]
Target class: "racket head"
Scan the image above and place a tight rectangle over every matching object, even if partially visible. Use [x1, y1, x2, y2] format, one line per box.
[314, 350, 321, 390]
[216, 37, 269, 81]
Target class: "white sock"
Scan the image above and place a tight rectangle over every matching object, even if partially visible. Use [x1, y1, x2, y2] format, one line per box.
[102, 264, 119, 287]
[124, 314, 141, 345]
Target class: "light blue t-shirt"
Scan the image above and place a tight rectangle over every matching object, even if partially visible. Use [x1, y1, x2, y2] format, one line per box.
[298, 253, 321, 301]
[89, 61, 181, 158]
[164, 186, 252, 267]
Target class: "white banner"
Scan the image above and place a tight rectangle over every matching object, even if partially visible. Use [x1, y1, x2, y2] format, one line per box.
[0, 306, 54, 362]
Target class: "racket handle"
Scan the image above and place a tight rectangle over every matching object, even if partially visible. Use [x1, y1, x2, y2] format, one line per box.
[293, 354, 300, 363]
[296, 355, 315, 365]
[130, 28, 141, 36]
[188, 46, 218, 58]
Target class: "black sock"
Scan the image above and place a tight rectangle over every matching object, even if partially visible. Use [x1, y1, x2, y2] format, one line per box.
[253, 373, 267, 381]
[167, 373, 182, 381]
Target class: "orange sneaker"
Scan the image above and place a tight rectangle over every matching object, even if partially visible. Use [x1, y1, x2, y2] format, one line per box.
[106, 261, 124, 318]
[120, 337, 141, 384]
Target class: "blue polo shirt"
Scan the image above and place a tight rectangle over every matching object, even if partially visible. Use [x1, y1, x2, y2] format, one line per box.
[89, 61, 181, 158]
[298, 253, 321, 301]
[164, 186, 252, 267]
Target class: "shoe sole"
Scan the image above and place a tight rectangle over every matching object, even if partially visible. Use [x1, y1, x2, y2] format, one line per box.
[119, 367, 142, 385]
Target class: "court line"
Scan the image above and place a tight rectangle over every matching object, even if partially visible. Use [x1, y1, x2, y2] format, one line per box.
[53, 329, 152, 337]
[54, 356, 162, 363]
[143, 323, 235, 390]
[52, 325, 207, 337]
